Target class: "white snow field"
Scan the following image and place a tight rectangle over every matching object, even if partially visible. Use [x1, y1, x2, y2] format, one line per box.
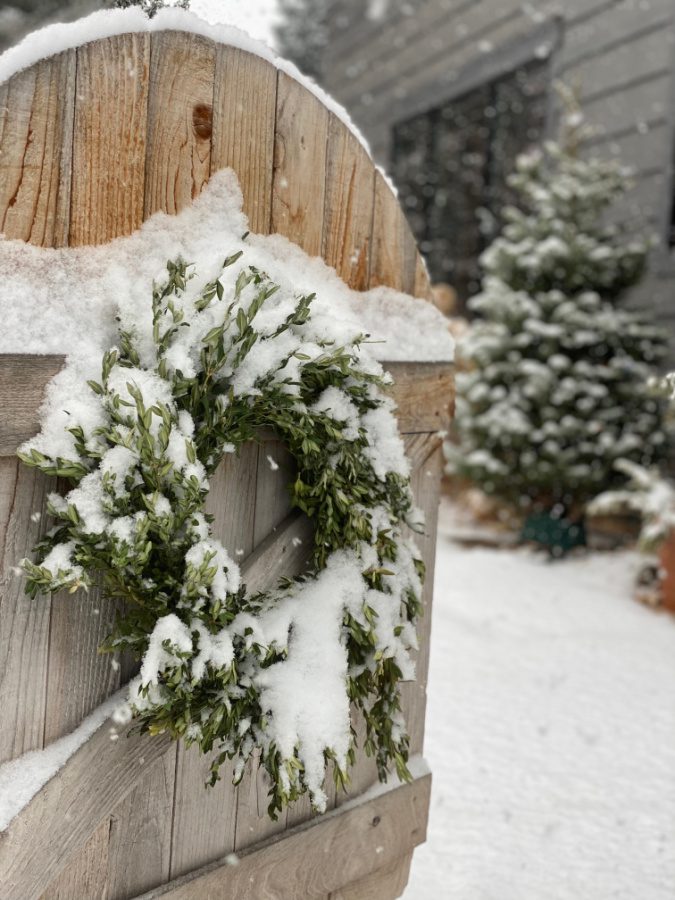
[406, 497, 675, 899]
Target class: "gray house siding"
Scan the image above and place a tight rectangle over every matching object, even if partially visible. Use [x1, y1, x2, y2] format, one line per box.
[0, 1, 100, 54]
[324, 0, 675, 328]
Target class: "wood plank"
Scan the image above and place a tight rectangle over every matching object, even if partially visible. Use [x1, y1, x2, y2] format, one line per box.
[0, 49, 75, 247]
[243, 510, 313, 597]
[144, 31, 215, 218]
[169, 446, 260, 879]
[0, 459, 53, 763]
[0, 355, 63, 456]
[205, 445, 259, 560]
[400, 435, 444, 755]
[233, 440, 298, 850]
[169, 744, 237, 881]
[0, 725, 174, 900]
[252, 440, 295, 547]
[322, 114, 375, 290]
[0, 357, 452, 456]
[329, 852, 413, 900]
[43, 581, 122, 744]
[370, 171, 417, 294]
[106, 752, 175, 899]
[272, 72, 329, 255]
[211, 47, 278, 234]
[413, 253, 433, 301]
[136, 771, 431, 900]
[69, 34, 150, 246]
[337, 717, 377, 807]
[234, 750, 284, 850]
[39, 819, 110, 900]
[384, 362, 454, 434]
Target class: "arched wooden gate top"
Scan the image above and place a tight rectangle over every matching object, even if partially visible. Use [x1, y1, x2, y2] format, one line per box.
[0, 24, 432, 300]
[0, 20, 443, 900]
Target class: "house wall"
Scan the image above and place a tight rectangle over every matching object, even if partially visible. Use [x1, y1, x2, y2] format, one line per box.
[324, 0, 675, 330]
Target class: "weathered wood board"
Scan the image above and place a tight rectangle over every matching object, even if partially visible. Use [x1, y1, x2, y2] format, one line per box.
[0, 356, 453, 456]
[0, 26, 451, 900]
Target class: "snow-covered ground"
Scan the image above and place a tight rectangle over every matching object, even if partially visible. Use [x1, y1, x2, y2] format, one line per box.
[406, 498, 675, 899]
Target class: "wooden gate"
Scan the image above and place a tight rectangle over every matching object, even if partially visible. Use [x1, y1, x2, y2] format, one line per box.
[0, 24, 452, 900]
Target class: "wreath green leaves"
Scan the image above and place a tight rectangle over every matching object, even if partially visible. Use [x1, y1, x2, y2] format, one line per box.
[19, 251, 424, 817]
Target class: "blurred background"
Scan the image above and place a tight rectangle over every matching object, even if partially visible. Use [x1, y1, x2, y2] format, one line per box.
[319, 0, 675, 323]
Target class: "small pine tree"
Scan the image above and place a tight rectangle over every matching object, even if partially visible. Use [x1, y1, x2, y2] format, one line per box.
[274, 0, 333, 80]
[111, 0, 189, 17]
[446, 92, 669, 514]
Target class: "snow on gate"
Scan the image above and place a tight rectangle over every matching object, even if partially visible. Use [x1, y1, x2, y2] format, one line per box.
[0, 10, 452, 899]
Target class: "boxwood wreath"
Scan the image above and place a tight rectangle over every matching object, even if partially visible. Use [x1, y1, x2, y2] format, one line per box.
[19, 251, 424, 818]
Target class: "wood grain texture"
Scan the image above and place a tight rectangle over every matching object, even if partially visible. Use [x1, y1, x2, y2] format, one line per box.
[106, 752, 175, 900]
[39, 819, 110, 900]
[272, 72, 329, 255]
[168, 742, 237, 881]
[69, 33, 150, 246]
[244, 510, 313, 596]
[370, 171, 417, 295]
[0, 459, 53, 763]
[0, 357, 452, 455]
[0, 50, 75, 247]
[0, 725, 174, 900]
[43, 584, 121, 744]
[329, 852, 413, 900]
[168, 446, 260, 879]
[322, 113, 375, 290]
[253, 440, 295, 547]
[401, 434, 444, 755]
[413, 253, 433, 301]
[384, 362, 454, 434]
[212, 47, 278, 233]
[0, 355, 63, 456]
[144, 31, 215, 218]
[205, 444, 258, 558]
[137, 772, 431, 900]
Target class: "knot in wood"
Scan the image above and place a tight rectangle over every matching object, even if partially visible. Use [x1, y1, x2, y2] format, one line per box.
[192, 103, 213, 140]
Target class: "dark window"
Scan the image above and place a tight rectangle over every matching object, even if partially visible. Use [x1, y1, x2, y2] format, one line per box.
[392, 61, 549, 310]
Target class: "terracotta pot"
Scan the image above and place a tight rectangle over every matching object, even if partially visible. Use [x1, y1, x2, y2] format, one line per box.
[659, 529, 675, 614]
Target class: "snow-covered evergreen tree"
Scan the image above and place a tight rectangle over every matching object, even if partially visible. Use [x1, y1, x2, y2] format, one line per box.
[274, 0, 333, 80]
[446, 99, 669, 513]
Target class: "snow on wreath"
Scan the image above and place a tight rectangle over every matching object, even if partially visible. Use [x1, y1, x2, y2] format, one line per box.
[11, 171, 452, 818]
